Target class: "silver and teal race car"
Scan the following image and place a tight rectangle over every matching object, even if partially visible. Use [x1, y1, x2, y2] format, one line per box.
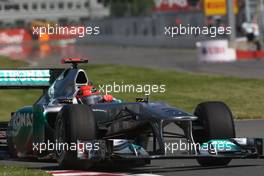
[0, 58, 263, 169]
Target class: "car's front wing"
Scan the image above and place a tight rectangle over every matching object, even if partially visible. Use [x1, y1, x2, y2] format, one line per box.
[77, 138, 264, 161]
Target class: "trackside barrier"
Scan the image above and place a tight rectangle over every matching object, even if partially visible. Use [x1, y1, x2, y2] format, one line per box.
[236, 50, 264, 60]
[196, 40, 236, 62]
[197, 40, 264, 62]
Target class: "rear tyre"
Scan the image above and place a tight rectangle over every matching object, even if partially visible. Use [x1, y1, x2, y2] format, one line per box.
[193, 101, 235, 166]
[54, 105, 97, 169]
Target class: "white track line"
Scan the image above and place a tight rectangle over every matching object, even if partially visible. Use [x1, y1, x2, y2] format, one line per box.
[47, 170, 126, 176]
[47, 170, 161, 176]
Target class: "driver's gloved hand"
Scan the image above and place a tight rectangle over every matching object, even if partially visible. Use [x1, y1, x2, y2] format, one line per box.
[103, 94, 113, 102]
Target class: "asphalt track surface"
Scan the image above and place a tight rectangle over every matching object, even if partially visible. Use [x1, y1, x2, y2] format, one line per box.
[37, 44, 264, 79]
[2, 45, 264, 175]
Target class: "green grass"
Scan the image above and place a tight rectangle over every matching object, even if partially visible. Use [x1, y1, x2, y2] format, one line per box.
[0, 165, 49, 176]
[0, 56, 28, 68]
[1, 56, 264, 120]
[0, 56, 41, 121]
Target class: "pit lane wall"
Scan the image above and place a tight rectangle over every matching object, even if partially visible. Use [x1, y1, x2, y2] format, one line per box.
[78, 12, 227, 48]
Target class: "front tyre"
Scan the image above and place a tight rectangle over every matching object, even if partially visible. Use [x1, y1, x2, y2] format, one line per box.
[193, 101, 235, 166]
[54, 105, 97, 169]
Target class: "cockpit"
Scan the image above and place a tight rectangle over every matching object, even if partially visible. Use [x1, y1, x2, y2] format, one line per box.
[47, 68, 88, 100]
[43, 58, 121, 106]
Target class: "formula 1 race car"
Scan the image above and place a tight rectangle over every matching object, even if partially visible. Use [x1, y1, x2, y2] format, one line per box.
[0, 58, 263, 169]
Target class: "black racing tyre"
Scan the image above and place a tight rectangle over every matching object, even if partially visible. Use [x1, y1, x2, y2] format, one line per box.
[193, 101, 235, 166]
[54, 104, 97, 169]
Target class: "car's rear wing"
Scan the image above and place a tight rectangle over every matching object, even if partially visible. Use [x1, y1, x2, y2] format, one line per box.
[0, 69, 64, 89]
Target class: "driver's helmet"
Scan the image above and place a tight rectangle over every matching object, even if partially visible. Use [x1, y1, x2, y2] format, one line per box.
[76, 85, 101, 105]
